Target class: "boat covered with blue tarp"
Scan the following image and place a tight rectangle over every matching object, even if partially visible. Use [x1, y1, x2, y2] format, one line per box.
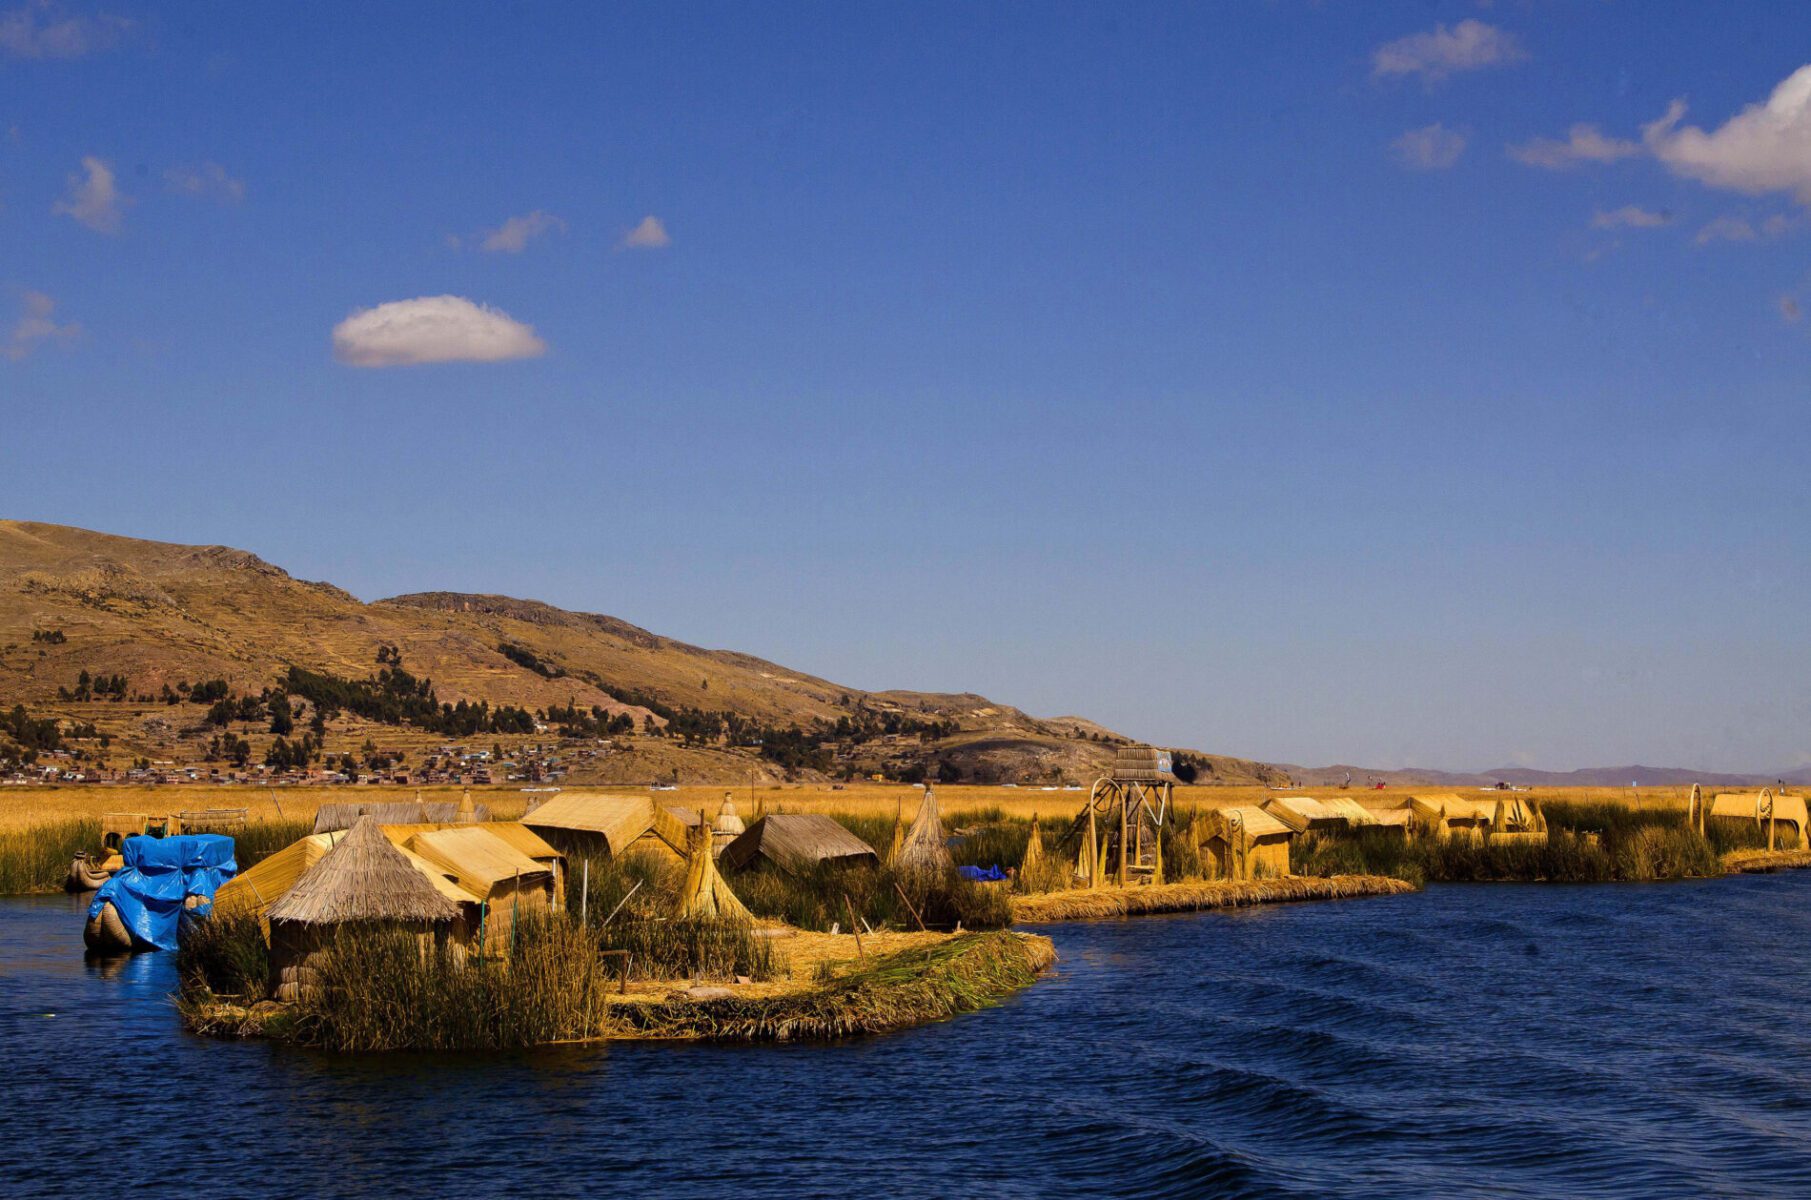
[84, 834, 238, 953]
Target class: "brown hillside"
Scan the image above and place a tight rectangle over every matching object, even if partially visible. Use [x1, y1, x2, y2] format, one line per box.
[0, 521, 1279, 785]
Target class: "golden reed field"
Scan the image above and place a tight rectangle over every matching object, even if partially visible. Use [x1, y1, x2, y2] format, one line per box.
[0, 781, 1701, 833]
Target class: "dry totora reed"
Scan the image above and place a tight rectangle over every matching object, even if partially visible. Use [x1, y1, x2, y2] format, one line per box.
[1009, 874, 1414, 922]
[613, 930, 1055, 1042]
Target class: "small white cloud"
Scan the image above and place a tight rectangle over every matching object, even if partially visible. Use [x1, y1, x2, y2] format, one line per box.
[1692, 211, 1801, 246]
[164, 161, 245, 204]
[479, 210, 567, 253]
[1372, 19, 1525, 82]
[0, 3, 130, 59]
[619, 215, 670, 249]
[1695, 215, 1758, 244]
[331, 295, 546, 367]
[1591, 205, 1671, 230]
[1643, 66, 1811, 205]
[1391, 123, 1468, 170]
[1508, 124, 1643, 169]
[1781, 295, 1803, 323]
[3, 290, 80, 362]
[52, 155, 127, 233]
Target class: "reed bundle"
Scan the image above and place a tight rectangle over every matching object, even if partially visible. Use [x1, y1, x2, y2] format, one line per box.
[1010, 874, 1414, 922]
[1721, 849, 1811, 874]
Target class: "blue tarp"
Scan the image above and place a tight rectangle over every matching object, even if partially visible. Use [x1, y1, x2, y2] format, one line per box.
[958, 864, 1009, 883]
[87, 834, 238, 952]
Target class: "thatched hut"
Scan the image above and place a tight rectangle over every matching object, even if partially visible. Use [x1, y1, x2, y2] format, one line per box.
[213, 832, 340, 929]
[896, 786, 954, 873]
[712, 793, 746, 857]
[312, 799, 489, 835]
[1408, 794, 1495, 840]
[520, 792, 694, 863]
[1201, 806, 1294, 882]
[265, 817, 463, 1002]
[405, 826, 557, 950]
[1709, 791, 1811, 851]
[1262, 795, 1379, 835]
[719, 813, 880, 876]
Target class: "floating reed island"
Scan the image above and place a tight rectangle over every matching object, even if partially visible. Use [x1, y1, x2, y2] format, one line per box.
[64, 766, 1811, 1053]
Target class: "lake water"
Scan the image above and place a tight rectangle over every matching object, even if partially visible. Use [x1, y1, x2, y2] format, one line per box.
[5, 874, 1811, 1198]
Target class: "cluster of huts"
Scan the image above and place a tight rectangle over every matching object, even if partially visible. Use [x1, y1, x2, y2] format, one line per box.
[208, 787, 959, 1001]
[1197, 793, 1552, 882]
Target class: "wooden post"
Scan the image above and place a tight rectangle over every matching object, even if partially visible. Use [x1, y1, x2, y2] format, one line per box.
[893, 880, 927, 931]
[1085, 802, 1098, 890]
[581, 858, 589, 927]
[1118, 792, 1129, 888]
[844, 894, 864, 959]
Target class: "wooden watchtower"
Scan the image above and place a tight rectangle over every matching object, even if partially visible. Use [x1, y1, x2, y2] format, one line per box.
[1072, 745, 1175, 888]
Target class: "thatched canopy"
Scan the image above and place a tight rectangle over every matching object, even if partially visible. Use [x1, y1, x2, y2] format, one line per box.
[521, 792, 691, 857]
[1262, 795, 1378, 832]
[213, 832, 337, 922]
[1111, 745, 1177, 783]
[312, 800, 489, 835]
[896, 787, 953, 873]
[268, 817, 462, 926]
[407, 826, 550, 898]
[719, 814, 880, 875]
[1205, 805, 1295, 842]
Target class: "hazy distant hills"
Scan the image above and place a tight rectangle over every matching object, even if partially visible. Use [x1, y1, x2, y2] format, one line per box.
[1282, 763, 1811, 789]
[0, 520, 1281, 785]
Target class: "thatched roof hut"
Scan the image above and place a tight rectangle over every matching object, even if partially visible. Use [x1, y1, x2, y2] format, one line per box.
[312, 799, 490, 835]
[718, 813, 880, 876]
[520, 792, 693, 862]
[269, 817, 463, 927]
[1111, 745, 1177, 783]
[896, 787, 953, 873]
[213, 832, 339, 926]
[1201, 805, 1294, 882]
[1710, 791, 1811, 851]
[266, 817, 463, 1002]
[1262, 795, 1378, 834]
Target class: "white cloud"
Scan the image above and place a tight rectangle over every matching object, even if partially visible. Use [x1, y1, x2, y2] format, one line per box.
[0, 2, 130, 59]
[1591, 205, 1671, 230]
[1372, 20, 1525, 82]
[619, 215, 670, 249]
[3, 290, 80, 362]
[1643, 66, 1811, 205]
[479, 210, 567, 253]
[331, 295, 546, 367]
[1391, 123, 1467, 170]
[1508, 124, 1643, 169]
[1693, 212, 1799, 246]
[164, 161, 245, 204]
[52, 155, 127, 233]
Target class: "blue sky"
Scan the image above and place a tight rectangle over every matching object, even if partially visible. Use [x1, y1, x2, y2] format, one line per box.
[3, 2, 1809, 772]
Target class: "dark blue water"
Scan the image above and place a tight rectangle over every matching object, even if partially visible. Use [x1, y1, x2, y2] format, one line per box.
[6, 875, 1811, 1199]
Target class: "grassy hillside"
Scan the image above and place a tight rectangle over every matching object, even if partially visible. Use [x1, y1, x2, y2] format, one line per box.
[0, 521, 1280, 785]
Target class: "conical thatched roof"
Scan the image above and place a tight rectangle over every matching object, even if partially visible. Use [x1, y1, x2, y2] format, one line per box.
[675, 822, 752, 921]
[267, 817, 462, 926]
[896, 787, 953, 873]
[714, 794, 746, 836]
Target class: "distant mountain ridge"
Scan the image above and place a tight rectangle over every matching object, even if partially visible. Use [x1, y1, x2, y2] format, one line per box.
[1281, 762, 1811, 789]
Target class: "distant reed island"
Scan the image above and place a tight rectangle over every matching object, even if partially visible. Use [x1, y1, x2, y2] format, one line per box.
[11, 756, 1811, 1052]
